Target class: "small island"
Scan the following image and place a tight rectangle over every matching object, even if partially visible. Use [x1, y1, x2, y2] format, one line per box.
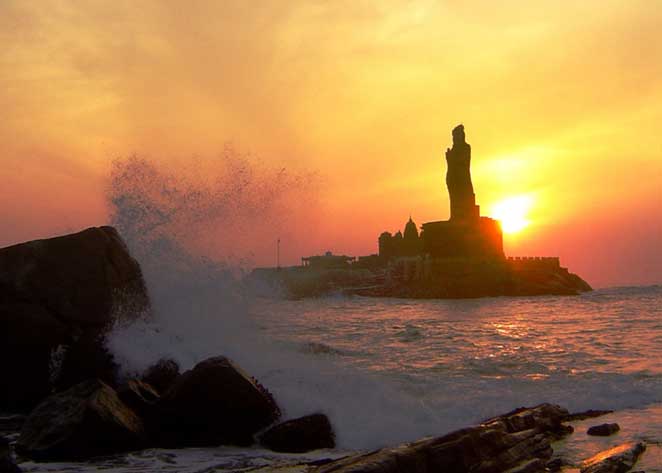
[250, 125, 592, 298]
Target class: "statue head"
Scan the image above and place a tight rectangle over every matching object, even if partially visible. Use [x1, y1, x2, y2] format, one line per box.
[452, 124, 465, 145]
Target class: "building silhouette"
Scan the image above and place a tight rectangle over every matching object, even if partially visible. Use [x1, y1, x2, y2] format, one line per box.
[379, 125, 503, 262]
[301, 251, 355, 269]
[267, 124, 590, 298]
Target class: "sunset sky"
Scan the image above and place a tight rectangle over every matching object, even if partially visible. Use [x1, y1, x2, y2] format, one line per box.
[1, 0, 661, 287]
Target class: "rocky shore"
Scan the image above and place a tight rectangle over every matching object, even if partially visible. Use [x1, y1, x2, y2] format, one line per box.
[0, 228, 651, 472]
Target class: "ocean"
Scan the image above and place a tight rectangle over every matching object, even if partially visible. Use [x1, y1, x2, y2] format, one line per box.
[20, 283, 657, 472]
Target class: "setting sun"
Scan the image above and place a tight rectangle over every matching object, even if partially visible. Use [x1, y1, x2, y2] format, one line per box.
[490, 196, 533, 234]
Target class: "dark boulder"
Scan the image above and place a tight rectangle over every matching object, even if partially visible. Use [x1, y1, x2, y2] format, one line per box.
[0, 227, 149, 409]
[117, 379, 160, 420]
[481, 403, 573, 440]
[53, 333, 120, 391]
[0, 226, 148, 329]
[587, 423, 620, 436]
[564, 409, 613, 421]
[546, 458, 565, 472]
[0, 303, 69, 408]
[155, 356, 280, 447]
[259, 413, 335, 453]
[0, 436, 21, 473]
[0, 415, 25, 434]
[141, 358, 180, 394]
[580, 442, 646, 473]
[16, 379, 145, 461]
[315, 404, 571, 473]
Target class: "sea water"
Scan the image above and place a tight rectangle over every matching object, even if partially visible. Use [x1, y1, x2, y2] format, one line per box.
[19, 286, 661, 472]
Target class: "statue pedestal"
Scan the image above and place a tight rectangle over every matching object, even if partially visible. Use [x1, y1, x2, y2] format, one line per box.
[421, 217, 504, 260]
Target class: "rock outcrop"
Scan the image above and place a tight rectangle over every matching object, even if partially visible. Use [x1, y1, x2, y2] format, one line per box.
[314, 404, 570, 473]
[141, 358, 180, 394]
[587, 423, 620, 436]
[117, 379, 160, 421]
[0, 226, 147, 328]
[260, 413, 335, 453]
[580, 442, 646, 473]
[0, 436, 21, 473]
[154, 356, 281, 447]
[564, 409, 613, 421]
[53, 333, 119, 391]
[0, 227, 149, 408]
[16, 379, 145, 461]
[0, 303, 69, 408]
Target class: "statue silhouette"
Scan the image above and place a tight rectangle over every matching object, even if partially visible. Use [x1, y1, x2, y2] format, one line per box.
[445, 124, 478, 221]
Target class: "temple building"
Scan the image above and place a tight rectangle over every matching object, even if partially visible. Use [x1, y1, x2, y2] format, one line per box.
[263, 124, 590, 298]
[379, 125, 504, 262]
[378, 217, 423, 260]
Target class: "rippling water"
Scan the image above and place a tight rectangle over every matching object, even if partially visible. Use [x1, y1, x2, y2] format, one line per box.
[17, 285, 662, 471]
[251, 285, 662, 468]
[256, 285, 661, 414]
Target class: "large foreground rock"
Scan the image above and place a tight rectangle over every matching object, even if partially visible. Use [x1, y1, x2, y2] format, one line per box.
[155, 356, 280, 447]
[0, 226, 147, 328]
[0, 303, 69, 407]
[16, 380, 145, 460]
[0, 226, 149, 408]
[117, 379, 160, 420]
[315, 404, 570, 473]
[141, 358, 180, 394]
[0, 436, 21, 473]
[580, 442, 646, 473]
[260, 413, 335, 453]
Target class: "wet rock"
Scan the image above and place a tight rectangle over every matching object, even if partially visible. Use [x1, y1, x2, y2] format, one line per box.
[141, 358, 180, 394]
[117, 379, 160, 420]
[0, 226, 148, 328]
[54, 333, 120, 391]
[0, 415, 25, 434]
[315, 404, 569, 473]
[16, 379, 145, 460]
[564, 409, 614, 421]
[0, 227, 149, 409]
[545, 458, 565, 472]
[580, 442, 646, 473]
[503, 459, 546, 473]
[155, 356, 280, 447]
[260, 414, 335, 453]
[481, 403, 572, 440]
[587, 423, 620, 436]
[0, 436, 21, 473]
[0, 303, 69, 408]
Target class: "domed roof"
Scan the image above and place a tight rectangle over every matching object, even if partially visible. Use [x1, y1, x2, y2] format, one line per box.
[404, 216, 418, 240]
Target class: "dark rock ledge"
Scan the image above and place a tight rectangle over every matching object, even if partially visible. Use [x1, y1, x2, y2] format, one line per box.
[0, 226, 149, 409]
[580, 442, 646, 473]
[312, 404, 572, 473]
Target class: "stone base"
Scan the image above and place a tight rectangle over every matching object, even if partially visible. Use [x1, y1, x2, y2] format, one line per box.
[421, 217, 504, 260]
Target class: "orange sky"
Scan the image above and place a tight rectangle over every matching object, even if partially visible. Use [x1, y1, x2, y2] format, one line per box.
[1, 0, 661, 287]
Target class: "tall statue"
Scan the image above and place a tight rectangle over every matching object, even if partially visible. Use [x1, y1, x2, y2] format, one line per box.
[445, 124, 478, 221]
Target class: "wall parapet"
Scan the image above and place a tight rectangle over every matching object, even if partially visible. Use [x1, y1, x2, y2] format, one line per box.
[507, 256, 560, 269]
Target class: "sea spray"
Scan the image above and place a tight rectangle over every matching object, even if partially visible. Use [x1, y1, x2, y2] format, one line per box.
[103, 153, 661, 451]
[103, 152, 448, 449]
[104, 149, 318, 368]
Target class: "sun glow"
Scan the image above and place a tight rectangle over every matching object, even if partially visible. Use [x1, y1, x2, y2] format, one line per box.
[490, 195, 533, 234]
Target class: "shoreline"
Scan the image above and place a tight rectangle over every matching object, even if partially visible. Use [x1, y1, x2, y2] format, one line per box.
[4, 403, 659, 472]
